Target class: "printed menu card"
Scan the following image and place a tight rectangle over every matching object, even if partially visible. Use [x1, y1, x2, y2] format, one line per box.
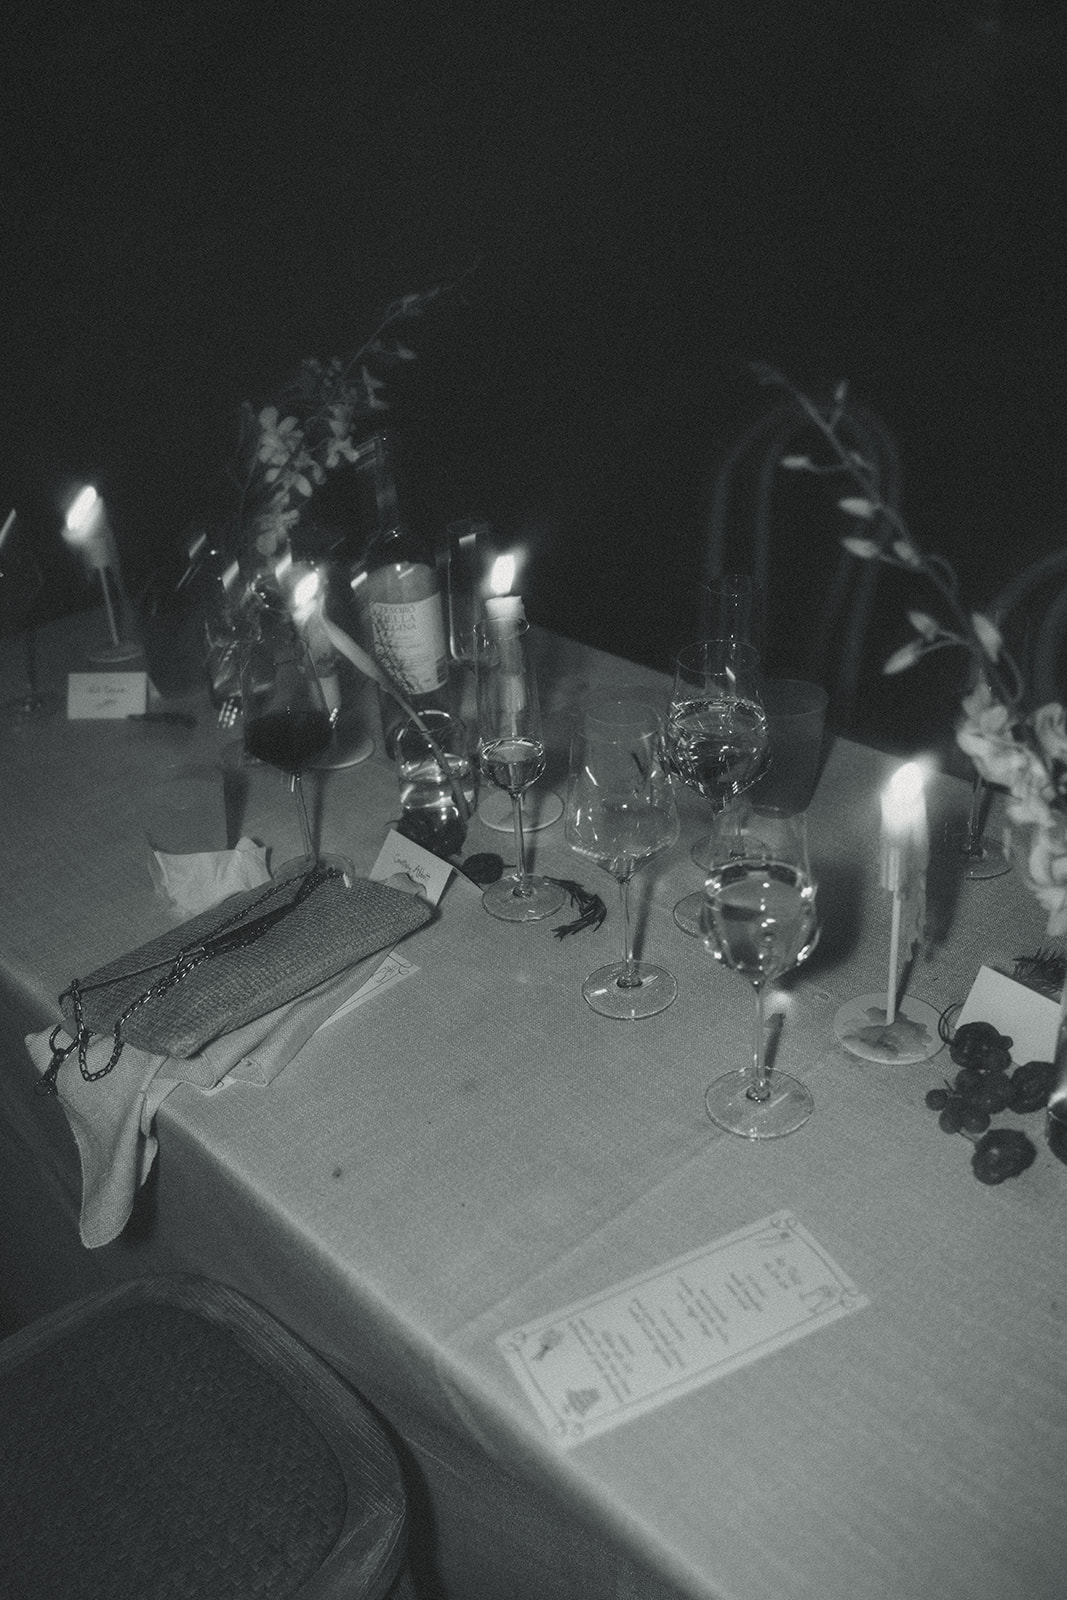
[499, 1211, 868, 1445]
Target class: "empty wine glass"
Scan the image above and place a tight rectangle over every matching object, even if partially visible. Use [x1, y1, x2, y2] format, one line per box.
[476, 608, 567, 922]
[949, 774, 1010, 879]
[665, 640, 769, 934]
[240, 610, 352, 883]
[565, 690, 680, 1018]
[700, 804, 819, 1139]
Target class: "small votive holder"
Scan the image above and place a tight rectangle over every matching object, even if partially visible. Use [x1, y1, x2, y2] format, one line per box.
[396, 709, 477, 855]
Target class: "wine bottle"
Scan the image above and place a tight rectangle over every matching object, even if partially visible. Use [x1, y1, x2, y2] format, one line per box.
[357, 431, 450, 755]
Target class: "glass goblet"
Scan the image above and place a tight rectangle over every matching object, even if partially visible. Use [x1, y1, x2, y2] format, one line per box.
[700, 804, 819, 1139]
[240, 617, 352, 883]
[665, 640, 769, 934]
[565, 690, 680, 1018]
[476, 614, 566, 922]
[948, 774, 1010, 880]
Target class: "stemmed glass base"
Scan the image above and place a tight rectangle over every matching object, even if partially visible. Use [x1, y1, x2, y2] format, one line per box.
[583, 960, 677, 1019]
[482, 872, 566, 922]
[704, 1070, 814, 1140]
[673, 890, 707, 937]
[958, 837, 1011, 880]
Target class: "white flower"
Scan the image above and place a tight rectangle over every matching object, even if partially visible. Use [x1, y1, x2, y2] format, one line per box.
[1032, 702, 1067, 768]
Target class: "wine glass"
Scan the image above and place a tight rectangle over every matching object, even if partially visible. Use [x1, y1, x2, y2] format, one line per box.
[476, 613, 567, 922]
[240, 614, 352, 883]
[948, 774, 1010, 879]
[565, 690, 680, 1018]
[666, 640, 770, 934]
[700, 804, 819, 1138]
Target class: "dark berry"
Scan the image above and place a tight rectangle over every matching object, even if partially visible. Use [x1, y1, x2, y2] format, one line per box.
[925, 1087, 950, 1111]
[955, 1067, 1012, 1114]
[461, 852, 505, 885]
[950, 1021, 1014, 1072]
[1048, 1112, 1067, 1168]
[1008, 1060, 1056, 1114]
[960, 1106, 991, 1135]
[971, 1128, 1037, 1184]
[938, 1101, 964, 1134]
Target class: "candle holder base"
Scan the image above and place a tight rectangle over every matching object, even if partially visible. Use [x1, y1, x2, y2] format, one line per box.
[833, 994, 944, 1064]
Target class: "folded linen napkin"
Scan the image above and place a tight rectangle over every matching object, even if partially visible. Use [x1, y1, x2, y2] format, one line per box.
[149, 836, 270, 916]
[26, 871, 431, 1247]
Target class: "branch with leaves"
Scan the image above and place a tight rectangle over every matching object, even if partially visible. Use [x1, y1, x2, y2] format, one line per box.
[753, 363, 1067, 934]
[752, 362, 1024, 708]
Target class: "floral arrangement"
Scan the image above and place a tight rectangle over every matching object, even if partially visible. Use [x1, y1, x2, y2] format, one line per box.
[754, 362, 1067, 936]
[226, 284, 448, 574]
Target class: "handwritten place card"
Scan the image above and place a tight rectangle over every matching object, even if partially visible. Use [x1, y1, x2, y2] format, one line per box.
[498, 1212, 869, 1446]
[67, 671, 148, 720]
[370, 828, 454, 907]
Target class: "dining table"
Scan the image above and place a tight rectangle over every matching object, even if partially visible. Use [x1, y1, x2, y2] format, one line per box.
[1, 603, 1065, 1600]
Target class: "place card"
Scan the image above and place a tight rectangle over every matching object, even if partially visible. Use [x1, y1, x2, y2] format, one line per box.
[67, 670, 148, 719]
[957, 965, 1059, 1064]
[498, 1212, 869, 1446]
[370, 828, 453, 906]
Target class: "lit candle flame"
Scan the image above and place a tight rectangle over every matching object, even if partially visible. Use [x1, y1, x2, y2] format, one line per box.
[62, 485, 114, 572]
[64, 485, 101, 540]
[291, 568, 321, 617]
[488, 552, 517, 596]
[882, 761, 925, 832]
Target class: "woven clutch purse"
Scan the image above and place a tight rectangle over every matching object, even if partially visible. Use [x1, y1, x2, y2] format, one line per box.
[60, 871, 432, 1059]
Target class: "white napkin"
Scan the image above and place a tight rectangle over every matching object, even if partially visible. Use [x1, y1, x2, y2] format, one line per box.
[149, 836, 270, 916]
[26, 957, 384, 1249]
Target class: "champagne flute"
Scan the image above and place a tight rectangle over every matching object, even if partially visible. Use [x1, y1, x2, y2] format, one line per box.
[565, 690, 680, 1018]
[666, 640, 770, 934]
[700, 804, 819, 1139]
[240, 612, 352, 883]
[476, 610, 567, 922]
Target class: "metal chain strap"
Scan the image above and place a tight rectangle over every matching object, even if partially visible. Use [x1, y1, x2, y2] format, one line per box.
[37, 863, 339, 1096]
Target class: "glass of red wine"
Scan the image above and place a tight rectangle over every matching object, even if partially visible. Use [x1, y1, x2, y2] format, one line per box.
[240, 614, 353, 883]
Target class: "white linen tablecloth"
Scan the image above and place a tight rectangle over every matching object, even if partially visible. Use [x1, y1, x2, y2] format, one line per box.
[2, 612, 1065, 1600]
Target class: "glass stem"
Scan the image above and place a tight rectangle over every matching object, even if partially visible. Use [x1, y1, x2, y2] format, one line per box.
[618, 876, 640, 988]
[747, 980, 771, 1103]
[510, 791, 531, 896]
[965, 774, 984, 854]
[291, 772, 316, 862]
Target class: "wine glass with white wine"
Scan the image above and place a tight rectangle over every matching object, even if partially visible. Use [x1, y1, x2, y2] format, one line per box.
[700, 803, 819, 1139]
[476, 605, 567, 922]
[665, 639, 770, 934]
[565, 690, 679, 1017]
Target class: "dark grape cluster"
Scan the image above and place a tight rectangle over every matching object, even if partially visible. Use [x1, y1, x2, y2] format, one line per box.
[924, 1021, 1054, 1183]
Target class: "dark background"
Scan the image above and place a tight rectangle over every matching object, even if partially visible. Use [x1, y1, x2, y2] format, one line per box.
[2, 0, 1063, 752]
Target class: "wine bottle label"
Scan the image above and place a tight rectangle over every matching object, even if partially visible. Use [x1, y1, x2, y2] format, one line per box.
[369, 595, 448, 694]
